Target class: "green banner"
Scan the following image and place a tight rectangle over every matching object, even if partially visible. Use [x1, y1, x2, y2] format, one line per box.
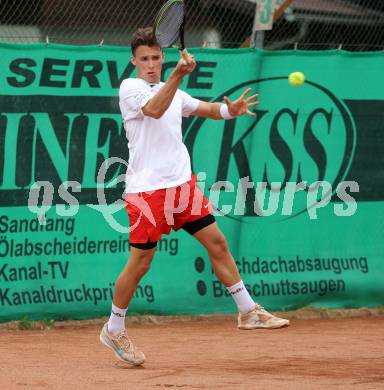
[0, 43, 383, 322]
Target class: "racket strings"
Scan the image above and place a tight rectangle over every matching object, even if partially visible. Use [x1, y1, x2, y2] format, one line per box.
[155, 3, 184, 48]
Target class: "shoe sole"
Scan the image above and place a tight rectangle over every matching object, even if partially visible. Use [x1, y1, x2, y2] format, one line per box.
[99, 332, 145, 366]
[238, 320, 290, 330]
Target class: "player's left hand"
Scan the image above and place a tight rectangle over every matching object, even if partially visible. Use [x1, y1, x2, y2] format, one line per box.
[224, 88, 259, 117]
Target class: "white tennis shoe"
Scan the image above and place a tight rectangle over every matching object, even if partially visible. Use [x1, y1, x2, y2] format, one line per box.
[100, 323, 145, 365]
[238, 304, 290, 329]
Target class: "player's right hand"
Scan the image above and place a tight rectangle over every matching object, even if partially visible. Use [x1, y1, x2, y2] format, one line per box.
[174, 49, 196, 76]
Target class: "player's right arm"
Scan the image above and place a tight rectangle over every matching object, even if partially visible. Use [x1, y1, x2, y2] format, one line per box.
[142, 51, 196, 119]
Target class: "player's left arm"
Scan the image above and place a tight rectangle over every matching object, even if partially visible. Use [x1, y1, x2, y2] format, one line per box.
[191, 88, 259, 120]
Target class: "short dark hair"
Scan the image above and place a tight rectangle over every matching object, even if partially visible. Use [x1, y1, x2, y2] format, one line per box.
[131, 27, 161, 56]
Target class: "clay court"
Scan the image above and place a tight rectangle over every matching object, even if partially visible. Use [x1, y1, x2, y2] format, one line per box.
[1, 312, 383, 389]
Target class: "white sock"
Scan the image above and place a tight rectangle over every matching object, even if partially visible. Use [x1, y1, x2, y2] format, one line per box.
[227, 280, 255, 314]
[107, 303, 127, 334]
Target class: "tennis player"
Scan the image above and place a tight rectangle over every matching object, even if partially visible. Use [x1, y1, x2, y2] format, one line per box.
[100, 27, 289, 366]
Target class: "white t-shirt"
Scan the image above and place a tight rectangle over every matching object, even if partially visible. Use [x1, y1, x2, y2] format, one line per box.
[119, 78, 200, 193]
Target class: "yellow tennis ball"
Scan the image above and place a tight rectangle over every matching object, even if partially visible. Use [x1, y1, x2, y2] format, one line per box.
[288, 71, 305, 86]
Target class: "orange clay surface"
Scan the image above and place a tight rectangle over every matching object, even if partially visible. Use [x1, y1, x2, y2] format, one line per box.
[0, 316, 383, 389]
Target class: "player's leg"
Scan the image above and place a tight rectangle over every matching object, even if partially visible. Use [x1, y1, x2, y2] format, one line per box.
[112, 245, 157, 311]
[191, 221, 290, 329]
[100, 185, 167, 364]
[100, 243, 157, 366]
[191, 220, 241, 286]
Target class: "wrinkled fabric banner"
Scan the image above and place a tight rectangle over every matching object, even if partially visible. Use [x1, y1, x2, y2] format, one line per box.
[0, 43, 383, 322]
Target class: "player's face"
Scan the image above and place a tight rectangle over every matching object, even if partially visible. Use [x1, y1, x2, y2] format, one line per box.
[131, 45, 164, 84]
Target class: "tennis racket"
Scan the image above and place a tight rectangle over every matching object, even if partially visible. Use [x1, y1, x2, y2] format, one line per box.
[153, 0, 186, 51]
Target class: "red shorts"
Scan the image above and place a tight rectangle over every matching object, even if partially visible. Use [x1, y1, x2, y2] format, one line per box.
[125, 175, 214, 244]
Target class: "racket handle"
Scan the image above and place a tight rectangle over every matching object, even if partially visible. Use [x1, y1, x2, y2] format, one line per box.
[180, 13, 185, 50]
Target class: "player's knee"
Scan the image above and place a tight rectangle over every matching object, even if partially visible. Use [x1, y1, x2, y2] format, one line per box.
[140, 255, 154, 274]
[208, 234, 229, 259]
[133, 252, 155, 278]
